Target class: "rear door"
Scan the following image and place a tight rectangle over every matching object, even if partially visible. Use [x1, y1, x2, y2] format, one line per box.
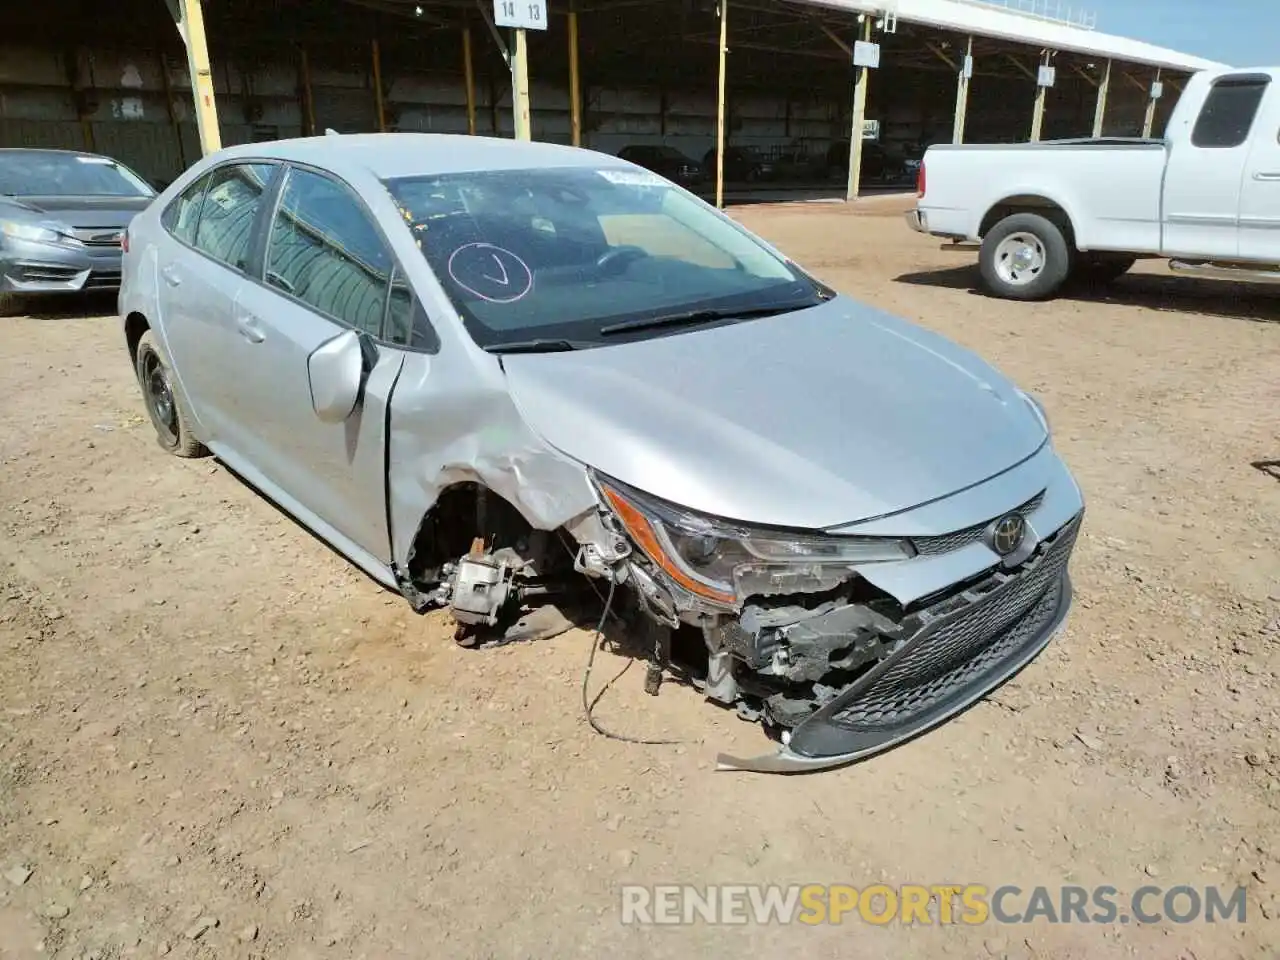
[1238, 76, 1280, 262]
[156, 161, 280, 448]
[226, 164, 423, 569]
[1162, 73, 1271, 259]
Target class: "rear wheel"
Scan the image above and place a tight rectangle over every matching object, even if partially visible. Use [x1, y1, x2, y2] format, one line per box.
[979, 212, 1073, 301]
[135, 330, 207, 458]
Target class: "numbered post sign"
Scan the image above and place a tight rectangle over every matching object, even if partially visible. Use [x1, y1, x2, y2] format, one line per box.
[494, 0, 547, 30]
[852, 40, 881, 69]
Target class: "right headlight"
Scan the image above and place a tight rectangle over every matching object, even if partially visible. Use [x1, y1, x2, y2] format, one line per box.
[0, 219, 82, 247]
[597, 475, 914, 607]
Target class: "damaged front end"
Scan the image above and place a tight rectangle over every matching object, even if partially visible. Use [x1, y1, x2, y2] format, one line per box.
[414, 465, 1081, 774]
[589, 473, 1083, 772]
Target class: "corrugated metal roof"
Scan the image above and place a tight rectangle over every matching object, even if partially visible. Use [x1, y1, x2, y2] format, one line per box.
[791, 0, 1227, 72]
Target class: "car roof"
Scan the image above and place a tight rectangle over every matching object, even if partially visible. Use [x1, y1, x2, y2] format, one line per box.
[211, 133, 623, 181]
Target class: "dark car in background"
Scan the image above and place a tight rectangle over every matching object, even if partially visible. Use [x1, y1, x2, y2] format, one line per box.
[701, 145, 775, 182]
[616, 144, 704, 187]
[822, 140, 917, 185]
[0, 148, 156, 314]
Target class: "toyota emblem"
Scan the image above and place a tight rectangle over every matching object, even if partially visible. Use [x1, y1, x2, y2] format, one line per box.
[987, 513, 1027, 556]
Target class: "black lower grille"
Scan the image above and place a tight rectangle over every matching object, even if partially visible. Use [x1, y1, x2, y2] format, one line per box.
[830, 515, 1080, 731]
[84, 270, 122, 289]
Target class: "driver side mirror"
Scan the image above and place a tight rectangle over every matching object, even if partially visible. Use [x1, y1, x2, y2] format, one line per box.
[307, 328, 377, 423]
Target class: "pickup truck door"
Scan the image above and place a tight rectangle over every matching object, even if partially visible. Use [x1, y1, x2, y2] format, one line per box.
[1163, 74, 1272, 260]
[1238, 78, 1280, 263]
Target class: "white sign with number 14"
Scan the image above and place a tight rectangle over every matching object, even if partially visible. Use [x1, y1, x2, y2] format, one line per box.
[494, 0, 547, 30]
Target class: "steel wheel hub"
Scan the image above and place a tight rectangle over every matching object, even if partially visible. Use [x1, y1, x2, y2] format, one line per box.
[994, 232, 1047, 286]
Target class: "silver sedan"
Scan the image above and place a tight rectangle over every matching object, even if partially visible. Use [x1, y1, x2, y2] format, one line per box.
[119, 133, 1084, 772]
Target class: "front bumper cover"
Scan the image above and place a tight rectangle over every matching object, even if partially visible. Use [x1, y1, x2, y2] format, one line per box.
[717, 512, 1081, 773]
[2, 238, 122, 294]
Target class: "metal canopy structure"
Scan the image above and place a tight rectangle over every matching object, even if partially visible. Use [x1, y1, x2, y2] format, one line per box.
[0, 0, 1217, 204]
[797, 0, 1225, 73]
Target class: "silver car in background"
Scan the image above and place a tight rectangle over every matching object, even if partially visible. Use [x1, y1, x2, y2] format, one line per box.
[119, 133, 1084, 772]
[0, 148, 155, 314]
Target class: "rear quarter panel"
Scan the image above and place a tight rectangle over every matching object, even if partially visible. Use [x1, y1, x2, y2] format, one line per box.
[919, 142, 1168, 253]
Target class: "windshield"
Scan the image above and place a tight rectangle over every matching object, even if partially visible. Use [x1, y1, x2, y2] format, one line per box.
[384, 166, 820, 349]
[0, 152, 154, 197]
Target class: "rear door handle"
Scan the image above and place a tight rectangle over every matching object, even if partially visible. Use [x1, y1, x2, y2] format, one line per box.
[1253, 172, 1280, 181]
[237, 315, 266, 344]
[160, 265, 181, 287]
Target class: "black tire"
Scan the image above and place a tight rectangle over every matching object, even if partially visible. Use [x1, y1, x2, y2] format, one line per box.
[134, 330, 208, 458]
[1071, 253, 1136, 286]
[979, 212, 1073, 301]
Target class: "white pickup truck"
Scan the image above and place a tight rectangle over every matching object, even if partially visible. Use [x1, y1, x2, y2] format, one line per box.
[906, 65, 1280, 300]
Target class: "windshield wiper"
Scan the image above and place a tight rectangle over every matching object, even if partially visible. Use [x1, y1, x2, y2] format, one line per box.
[599, 303, 812, 337]
[486, 338, 594, 354]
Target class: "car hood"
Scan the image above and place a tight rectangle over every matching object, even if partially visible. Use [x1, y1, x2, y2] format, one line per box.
[0, 194, 152, 229]
[501, 297, 1048, 530]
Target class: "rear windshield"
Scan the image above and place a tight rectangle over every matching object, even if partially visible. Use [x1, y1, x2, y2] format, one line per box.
[383, 166, 820, 348]
[0, 152, 154, 197]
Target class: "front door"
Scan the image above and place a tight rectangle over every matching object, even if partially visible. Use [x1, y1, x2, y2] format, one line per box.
[1162, 74, 1271, 260]
[1238, 78, 1280, 262]
[226, 165, 408, 573]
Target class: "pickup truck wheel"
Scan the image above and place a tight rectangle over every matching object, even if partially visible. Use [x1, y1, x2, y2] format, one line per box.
[979, 213, 1072, 301]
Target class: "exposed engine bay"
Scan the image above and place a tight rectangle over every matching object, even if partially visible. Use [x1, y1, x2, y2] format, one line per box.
[405, 477, 1081, 772]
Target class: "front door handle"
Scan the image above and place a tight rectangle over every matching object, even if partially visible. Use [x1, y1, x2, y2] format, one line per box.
[237, 315, 265, 344]
[160, 265, 181, 287]
[1253, 171, 1280, 181]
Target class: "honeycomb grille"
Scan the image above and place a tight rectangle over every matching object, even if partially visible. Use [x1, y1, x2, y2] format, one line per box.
[831, 514, 1079, 731]
[911, 490, 1046, 557]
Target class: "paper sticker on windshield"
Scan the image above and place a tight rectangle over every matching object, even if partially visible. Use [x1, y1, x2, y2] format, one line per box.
[75, 155, 114, 164]
[597, 168, 665, 187]
[447, 243, 533, 304]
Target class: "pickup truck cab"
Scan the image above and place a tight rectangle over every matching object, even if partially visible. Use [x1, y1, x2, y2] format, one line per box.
[907, 66, 1280, 300]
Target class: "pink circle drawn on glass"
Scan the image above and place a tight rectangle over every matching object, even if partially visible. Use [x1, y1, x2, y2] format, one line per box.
[446, 242, 533, 304]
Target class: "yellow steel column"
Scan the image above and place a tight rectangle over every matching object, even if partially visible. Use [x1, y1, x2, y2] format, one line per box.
[176, 0, 222, 155]
[299, 45, 316, 136]
[953, 35, 972, 144]
[1092, 59, 1111, 138]
[1142, 67, 1161, 137]
[1030, 85, 1046, 141]
[512, 28, 532, 140]
[714, 0, 728, 208]
[569, 9, 582, 147]
[463, 27, 477, 135]
[846, 17, 872, 202]
[372, 39, 387, 132]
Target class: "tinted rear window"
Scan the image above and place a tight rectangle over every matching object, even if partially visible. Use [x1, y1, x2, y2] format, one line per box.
[1191, 77, 1270, 148]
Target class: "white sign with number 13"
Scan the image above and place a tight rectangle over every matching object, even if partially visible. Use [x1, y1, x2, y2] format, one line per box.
[494, 0, 547, 30]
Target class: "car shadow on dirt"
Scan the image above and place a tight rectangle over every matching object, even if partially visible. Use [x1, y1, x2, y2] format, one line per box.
[894, 264, 1280, 324]
[5, 292, 119, 319]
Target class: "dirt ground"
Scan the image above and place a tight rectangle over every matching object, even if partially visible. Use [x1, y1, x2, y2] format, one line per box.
[1, 194, 1278, 960]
